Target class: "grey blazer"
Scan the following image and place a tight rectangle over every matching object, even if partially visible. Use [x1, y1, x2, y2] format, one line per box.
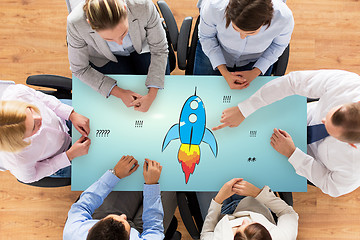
[67, 0, 168, 97]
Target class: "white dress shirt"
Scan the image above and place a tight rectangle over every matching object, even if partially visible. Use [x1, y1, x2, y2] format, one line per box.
[238, 70, 360, 197]
[199, 0, 294, 74]
[0, 85, 73, 183]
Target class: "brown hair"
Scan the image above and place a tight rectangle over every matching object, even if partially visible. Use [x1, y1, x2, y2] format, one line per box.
[87, 217, 129, 240]
[234, 223, 272, 240]
[84, 0, 127, 30]
[331, 102, 360, 143]
[225, 0, 274, 31]
[0, 101, 40, 152]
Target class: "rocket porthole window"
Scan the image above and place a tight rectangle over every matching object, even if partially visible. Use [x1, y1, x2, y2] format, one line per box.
[189, 114, 197, 123]
[190, 100, 198, 110]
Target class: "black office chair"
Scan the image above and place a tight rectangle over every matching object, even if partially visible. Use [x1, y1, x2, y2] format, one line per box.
[177, 191, 293, 239]
[157, 0, 290, 76]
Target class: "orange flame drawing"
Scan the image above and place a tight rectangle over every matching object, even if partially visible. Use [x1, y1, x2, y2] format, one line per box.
[178, 144, 200, 183]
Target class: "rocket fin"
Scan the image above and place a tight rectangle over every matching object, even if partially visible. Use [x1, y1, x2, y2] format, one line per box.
[162, 124, 180, 151]
[202, 128, 218, 157]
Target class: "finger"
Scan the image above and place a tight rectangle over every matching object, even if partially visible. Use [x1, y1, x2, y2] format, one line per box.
[238, 83, 250, 89]
[273, 128, 282, 138]
[76, 136, 86, 143]
[278, 129, 290, 137]
[127, 155, 134, 163]
[160, 165, 163, 172]
[132, 92, 143, 99]
[212, 123, 229, 131]
[270, 140, 276, 149]
[130, 163, 139, 174]
[271, 136, 277, 143]
[143, 160, 148, 172]
[130, 99, 140, 107]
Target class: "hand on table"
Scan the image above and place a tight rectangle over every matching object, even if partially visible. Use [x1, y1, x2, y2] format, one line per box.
[212, 106, 245, 131]
[232, 180, 261, 198]
[69, 111, 90, 136]
[214, 178, 243, 204]
[143, 159, 162, 185]
[270, 128, 296, 158]
[66, 136, 91, 161]
[230, 68, 261, 88]
[114, 155, 139, 179]
[111, 86, 142, 108]
[130, 87, 158, 112]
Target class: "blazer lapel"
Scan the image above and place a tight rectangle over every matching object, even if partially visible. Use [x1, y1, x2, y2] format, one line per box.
[89, 31, 117, 62]
[127, 11, 142, 53]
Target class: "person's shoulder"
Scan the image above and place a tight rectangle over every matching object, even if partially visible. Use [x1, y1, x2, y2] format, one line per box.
[202, 0, 228, 12]
[272, 0, 293, 21]
[2, 84, 30, 99]
[67, 3, 87, 25]
[126, 0, 150, 10]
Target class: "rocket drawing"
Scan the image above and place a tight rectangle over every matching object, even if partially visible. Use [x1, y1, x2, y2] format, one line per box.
[162, 88, 218, 183]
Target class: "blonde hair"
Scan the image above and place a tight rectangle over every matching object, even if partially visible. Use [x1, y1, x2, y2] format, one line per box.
[0, 101, 40, 152]
[84, 0, 127, 30]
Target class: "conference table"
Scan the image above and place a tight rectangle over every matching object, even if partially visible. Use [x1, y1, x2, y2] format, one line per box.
[71, 75, 307, 192]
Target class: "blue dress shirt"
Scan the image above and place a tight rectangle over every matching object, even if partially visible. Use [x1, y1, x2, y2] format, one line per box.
[199, 0, 294, 74]
[106, 33, 136, 56]
[63, 170, 164, 240]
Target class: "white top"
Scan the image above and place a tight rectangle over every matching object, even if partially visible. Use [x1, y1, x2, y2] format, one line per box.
[201, 186, 298, 240]
[0, 85, 74, 183]
[238, 70, 360, 197]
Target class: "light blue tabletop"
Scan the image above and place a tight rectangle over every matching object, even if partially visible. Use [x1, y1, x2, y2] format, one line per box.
[72, 75, 307, 192]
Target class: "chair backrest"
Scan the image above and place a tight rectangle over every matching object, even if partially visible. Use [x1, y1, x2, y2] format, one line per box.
[65, 0, 84, 13]
[0, 80, 15, 171]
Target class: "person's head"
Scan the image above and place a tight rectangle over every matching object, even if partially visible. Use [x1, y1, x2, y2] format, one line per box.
[233, 221, 272, 240]
[87, 214, 131, 240]
[84, 0, 128, 45]
[0, 101, 42, 152]
[322, 102, 360, 144]
[225, 0, 274, 39]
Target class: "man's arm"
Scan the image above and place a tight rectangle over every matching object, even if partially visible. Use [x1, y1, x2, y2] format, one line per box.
[140, 159, 164, 240]
[289, 148, 356, 197]
[63, 170, 120, 240]
[63, 156, 139, 240]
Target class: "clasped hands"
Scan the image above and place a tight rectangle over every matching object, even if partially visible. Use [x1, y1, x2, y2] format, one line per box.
[219, 65, 261, 90]
[214, 178, 262, 204]
[112, 86, 158, 113]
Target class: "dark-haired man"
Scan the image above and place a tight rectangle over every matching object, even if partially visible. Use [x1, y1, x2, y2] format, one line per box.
[63, 155, 175, 239]
[213, 70, 360, 197]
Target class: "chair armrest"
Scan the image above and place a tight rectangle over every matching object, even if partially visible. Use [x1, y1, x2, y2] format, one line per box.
[273, 44, 290, 76]
[177, 192, 202, 239]
[26, 74, 72, 91]
[157, 0, 179, 50]
[177, 17, 193, 70]
[185, 16, 200, 75]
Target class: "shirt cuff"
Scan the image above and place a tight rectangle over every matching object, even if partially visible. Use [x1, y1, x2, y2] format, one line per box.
[143, 184, 160, 197]
[56, 104, 74, 121]
[102, 170, 121, 188]
[253, 58, 272, 75]
[288, 147, 307, 170]
[147, 85, 162, 89]
[107, 83, 117, 98]
[54, 152, 72, 170]
[237, 101, 255, 118]
[254, 186, 273, 203]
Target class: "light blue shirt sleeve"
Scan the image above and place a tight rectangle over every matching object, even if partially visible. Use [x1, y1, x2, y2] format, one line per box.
[198, 2, 227, 70]
[63, 170, 120, 240]
[253, 13, 294, 74]
[139, 184, 164, 240]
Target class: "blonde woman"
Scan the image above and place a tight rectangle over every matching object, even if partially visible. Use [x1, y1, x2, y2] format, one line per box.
[0, 84, 91, 183]
[67, 0, 169, 112]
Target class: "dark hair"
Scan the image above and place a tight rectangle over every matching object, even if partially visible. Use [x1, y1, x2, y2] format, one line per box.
[234, 223, 272, 240]
[87, 217, 129, 240]
[331, 102, 360, 143]
[84, 0, 127, 30]
[225, 0, 274, 31]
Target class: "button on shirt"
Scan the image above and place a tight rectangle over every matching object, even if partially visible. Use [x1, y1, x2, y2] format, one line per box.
[238, 70, 360, 197]
[199, 0, 294, 74]
[63, 170, 164, 240]
[0, 85, 73, 183]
